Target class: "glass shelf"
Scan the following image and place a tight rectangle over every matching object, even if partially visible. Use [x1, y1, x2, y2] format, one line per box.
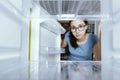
[40, 19, 66, 35]
[39, 46, 65, 54]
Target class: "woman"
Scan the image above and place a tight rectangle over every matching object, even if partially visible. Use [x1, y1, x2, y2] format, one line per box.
[61, 20, 101, 61]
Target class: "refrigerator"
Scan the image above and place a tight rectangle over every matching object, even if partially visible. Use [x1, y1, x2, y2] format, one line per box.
[0, 0, 120, 80]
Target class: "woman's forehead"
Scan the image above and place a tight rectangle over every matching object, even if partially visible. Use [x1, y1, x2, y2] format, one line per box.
[71, 20, 85, 26]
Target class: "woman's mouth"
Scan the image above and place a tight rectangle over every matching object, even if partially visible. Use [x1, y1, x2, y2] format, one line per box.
[76, 34, 81, 37]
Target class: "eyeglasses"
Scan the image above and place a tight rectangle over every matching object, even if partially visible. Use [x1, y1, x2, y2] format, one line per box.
[71, 25, 86, 32]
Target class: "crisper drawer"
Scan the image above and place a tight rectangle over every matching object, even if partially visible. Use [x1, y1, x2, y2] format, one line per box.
[61, 61, 101, 80]
[38, 61, 101, 80]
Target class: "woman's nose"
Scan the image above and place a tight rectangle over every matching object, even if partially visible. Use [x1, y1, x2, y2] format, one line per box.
[76, 29, 80, 33]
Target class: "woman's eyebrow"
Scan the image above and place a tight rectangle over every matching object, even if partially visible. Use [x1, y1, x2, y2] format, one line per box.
[78, 24, 85, 26]
[71, 25, 75, 27]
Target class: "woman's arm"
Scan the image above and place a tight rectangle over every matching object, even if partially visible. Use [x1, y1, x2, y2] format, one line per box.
[93, 42, 101, 60]
[93, 20, 101, 61]
[61, 38, 67, 48]
[97, 20, 101, 40]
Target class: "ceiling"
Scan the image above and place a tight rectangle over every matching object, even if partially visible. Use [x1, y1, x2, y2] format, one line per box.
[32, 0, 101, 19]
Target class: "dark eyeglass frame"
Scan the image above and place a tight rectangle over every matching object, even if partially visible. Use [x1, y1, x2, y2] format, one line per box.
[70, 25, 86, 32]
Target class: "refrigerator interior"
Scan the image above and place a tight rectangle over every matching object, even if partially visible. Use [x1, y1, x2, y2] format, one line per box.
[0, 0, 120, 80]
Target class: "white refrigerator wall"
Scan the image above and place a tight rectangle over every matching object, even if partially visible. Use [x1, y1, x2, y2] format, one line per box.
[101, 21, 120, 80]
[0, 13, 21, 49]
[101, 0, 120, 80]
[0, 1, 29, 61]
[0, 0, 29, 79]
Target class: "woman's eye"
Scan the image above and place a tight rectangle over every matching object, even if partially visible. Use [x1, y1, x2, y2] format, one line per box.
[79, 26, 83, 28]
[71, 27, 75, 29]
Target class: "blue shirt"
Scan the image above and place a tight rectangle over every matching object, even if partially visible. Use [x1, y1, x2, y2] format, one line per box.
[65, 32, 98, 61]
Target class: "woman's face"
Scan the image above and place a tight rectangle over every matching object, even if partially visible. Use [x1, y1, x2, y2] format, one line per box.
[70, 20, 87, 40]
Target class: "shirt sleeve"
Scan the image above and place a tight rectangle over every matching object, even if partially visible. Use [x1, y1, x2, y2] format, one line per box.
[65, 32, 70, 43]
[92, 34, 98, 46]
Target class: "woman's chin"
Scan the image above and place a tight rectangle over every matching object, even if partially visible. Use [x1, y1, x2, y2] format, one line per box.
[76, 36, 82, 40]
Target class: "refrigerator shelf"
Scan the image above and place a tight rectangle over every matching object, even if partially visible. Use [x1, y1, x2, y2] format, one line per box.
[39, 46, 65, 54]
